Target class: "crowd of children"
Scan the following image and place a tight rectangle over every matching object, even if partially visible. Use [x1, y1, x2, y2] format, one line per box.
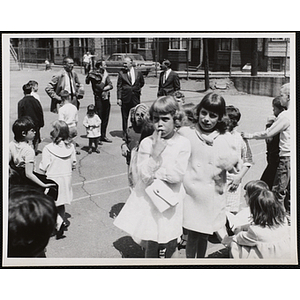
[8, 78, 291, 260]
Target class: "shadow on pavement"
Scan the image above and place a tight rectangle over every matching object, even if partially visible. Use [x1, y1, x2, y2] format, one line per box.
[113, 236, 145, 258]
[109, 202, 145, 258]
[109, 202, 125, 219]
[109, 130, 123, 139]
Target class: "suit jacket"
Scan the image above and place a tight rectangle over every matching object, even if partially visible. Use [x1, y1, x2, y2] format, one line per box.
[117, 68, 145, 104]
[157, 69, 180, 97]
[18, 95, 44, 128]
[45, 70, 84, 113]
[85, 70, 113, 99]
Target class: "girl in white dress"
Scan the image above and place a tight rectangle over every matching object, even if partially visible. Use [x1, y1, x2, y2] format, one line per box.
[114, 96, 191, 258]
[83, 104, 101, 154]
[40, 120, 76, 239]
[179, 93, 240, 258]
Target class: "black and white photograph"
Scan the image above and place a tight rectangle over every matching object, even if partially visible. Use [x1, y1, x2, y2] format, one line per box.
[2, 32, 298, 267]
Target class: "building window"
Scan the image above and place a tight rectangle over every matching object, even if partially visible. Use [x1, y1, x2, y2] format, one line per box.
[62, 41, 66, 56]
[271, 38, 286, 41]
[169, 38, 188, 50]
[219, 39, 239, 51]
[271, 58, 282, 71]
[138, 38, 146, 49]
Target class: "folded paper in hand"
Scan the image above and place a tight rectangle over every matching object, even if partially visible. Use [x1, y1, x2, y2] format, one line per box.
[145, 179, 179, 213]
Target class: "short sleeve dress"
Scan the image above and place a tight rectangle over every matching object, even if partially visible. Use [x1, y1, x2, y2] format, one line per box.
[39, 141, 76, 206]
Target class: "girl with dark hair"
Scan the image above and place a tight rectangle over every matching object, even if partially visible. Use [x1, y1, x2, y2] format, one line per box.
[178, 93, 240, 258]
[231, 181, 290, 259]
[39, 120, 76, 239]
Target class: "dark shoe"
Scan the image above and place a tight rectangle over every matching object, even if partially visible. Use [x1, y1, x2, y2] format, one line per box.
[177, 238, 187, 250]
[56, 223, 66, 240]
[101, 137, 112, 143]
[98, 140, 103, 145]
[62, 220, 70, 228]
[95, 149, 100, 154]
[88, 148, 92, 154]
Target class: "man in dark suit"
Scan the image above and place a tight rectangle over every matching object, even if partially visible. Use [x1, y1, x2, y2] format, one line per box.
[157, 59, 180, 97]
[117, 56, 145, 139]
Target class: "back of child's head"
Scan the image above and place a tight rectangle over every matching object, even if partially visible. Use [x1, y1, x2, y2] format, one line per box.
[12, 116, 35, 142]
[50, 120, 70, 144]
[8, 185, 57, 257]
[60, 89, 70, 100]
[244, 180, 269, 198]
[248, 189, 286, 228]
[195, 93, 227, 133]
[22, 83, 32, 95]
[273, 96, 287, 111]
[149, 96, 184, 128]
[87, 104, 96, 114]
[28, 80, 38, 88]
[181, 102, 196, 126]
[225, 105, 241, 132]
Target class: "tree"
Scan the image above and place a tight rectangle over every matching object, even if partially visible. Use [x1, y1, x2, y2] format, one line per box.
[251, 38, 258, 76]
[203, 38, 210, 90]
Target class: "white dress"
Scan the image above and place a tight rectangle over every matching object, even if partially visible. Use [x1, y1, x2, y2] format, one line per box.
[83, 114, 101, 138]
[231, 221, 291, 259]
[114, 131, 191, 243]
[39, 141, 76, 206]
[178, 125, 240, 234]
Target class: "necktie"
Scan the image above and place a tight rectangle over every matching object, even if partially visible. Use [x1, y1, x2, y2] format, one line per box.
[128, 71, 132, 84]
[68, 73, 74, 99]
[163, 72, 167, 84]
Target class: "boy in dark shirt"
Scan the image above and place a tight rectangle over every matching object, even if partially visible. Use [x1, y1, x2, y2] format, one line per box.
[18, 83, 44, 155]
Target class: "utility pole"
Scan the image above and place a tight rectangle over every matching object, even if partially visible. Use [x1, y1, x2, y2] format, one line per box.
[251, 38, 258, 76]
[229, 38, 233, 76]
[203, 38, 210, 91]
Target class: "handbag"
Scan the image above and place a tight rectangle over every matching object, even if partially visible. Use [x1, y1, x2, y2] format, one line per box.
[145, 179, 179, 213]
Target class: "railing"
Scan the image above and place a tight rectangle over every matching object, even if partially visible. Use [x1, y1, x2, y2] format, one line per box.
[10, 43, 18, 62]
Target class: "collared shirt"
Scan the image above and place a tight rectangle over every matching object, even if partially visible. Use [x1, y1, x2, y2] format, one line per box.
[64, 71, 76, 96]
[128, 67, 135, 84]
[164, 68, 172, 82]
[248, 109, 290, 156]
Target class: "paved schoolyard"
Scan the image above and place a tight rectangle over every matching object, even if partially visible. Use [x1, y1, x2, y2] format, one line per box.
[6, 68, 284, 264]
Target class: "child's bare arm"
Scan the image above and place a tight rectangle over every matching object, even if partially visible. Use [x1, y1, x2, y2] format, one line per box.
[25, 162, 55, 188]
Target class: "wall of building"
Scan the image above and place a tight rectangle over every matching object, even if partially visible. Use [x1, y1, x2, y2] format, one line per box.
[231, 76, 289, 97]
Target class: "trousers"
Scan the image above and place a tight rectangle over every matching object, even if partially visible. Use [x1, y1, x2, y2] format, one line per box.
[95, 95, 111, 138]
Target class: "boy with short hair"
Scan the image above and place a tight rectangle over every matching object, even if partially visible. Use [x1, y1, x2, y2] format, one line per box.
[18, 83, 44, 155]
[58, 90, 80, 154]
[28, 80, 40, 102]
[9, 116, 56, 192]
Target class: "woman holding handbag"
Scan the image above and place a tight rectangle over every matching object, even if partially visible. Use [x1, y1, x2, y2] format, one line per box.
[114, 96, 191, 258]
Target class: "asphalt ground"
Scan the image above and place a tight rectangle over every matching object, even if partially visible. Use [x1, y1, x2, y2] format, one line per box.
[6, 68, 280, 264]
